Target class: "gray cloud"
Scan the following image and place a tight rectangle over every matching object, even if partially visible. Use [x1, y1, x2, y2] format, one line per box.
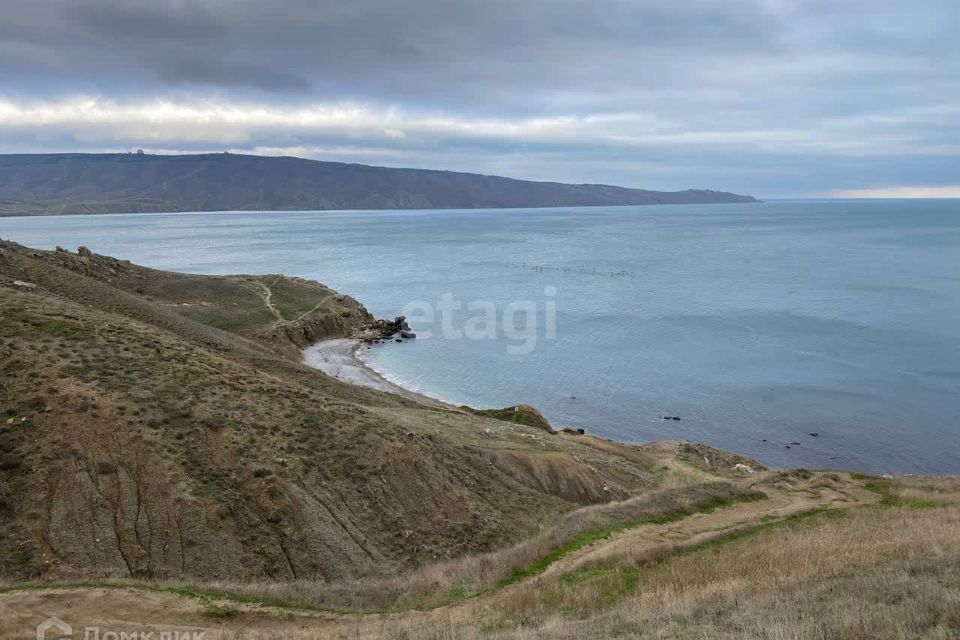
[0, 0, 958, 195]
[152, 56, 312, 92]
[67, 1, 226, 43]
[0, 0, 788, 101]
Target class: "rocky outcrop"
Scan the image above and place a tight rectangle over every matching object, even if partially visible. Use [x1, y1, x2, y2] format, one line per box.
[468, 405, 555, 434]
[641, 440, 766, 476]
[351, 315, 411, 342]
[263, 306, 373, 353]
[28, 244, 135, 281]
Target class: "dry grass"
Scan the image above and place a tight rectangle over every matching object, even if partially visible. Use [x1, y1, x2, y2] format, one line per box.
[205, 479, 960, 639]
[443, 485, 960, 639]
[140, 481, 755, 613]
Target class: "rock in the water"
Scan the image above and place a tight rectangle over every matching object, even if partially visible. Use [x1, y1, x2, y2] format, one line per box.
[400, 330, 416, 339]
[352, 314, 410, 342]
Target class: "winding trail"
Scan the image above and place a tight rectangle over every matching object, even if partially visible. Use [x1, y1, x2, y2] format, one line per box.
[0, 471, 875, 639]
[248, 279, 283, 322]
[248, 277, 331, 328]
[540, 470, 865, 580]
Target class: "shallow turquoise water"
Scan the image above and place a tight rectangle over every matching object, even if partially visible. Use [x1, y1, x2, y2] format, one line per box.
[3, 200, 958, 473]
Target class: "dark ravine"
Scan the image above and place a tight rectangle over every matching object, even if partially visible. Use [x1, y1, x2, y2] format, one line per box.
[0, 152, 758, 215]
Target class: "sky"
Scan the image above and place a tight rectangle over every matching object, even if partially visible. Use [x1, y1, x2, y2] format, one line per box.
[0, 0, 957, 197]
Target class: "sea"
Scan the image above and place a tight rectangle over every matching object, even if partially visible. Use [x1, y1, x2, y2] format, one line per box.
[3, 199, 958, 474]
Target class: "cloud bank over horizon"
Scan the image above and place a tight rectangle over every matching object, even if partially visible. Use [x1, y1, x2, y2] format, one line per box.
[0, 0, 957, 197]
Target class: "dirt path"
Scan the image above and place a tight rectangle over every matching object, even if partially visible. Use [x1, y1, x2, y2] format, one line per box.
[248, 279, 283, 322]
[249, 277, 330, 327]
[0, 472, 875, 639]
[294, 299, 328, 323]
[540, 470, 867, 579]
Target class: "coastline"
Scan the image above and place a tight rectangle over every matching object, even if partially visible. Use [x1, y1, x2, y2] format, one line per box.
[303, 338, 454, 408]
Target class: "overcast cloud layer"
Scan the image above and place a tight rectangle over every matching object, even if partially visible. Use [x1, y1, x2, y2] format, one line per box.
[0, 0, 957, 197]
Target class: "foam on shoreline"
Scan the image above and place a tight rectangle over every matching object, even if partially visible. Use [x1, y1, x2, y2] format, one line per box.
[353, 345, 455, 404]
[303, 338, 453, 406]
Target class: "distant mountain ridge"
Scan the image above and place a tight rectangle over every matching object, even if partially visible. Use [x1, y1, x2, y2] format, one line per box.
[0, 152, 757, 215]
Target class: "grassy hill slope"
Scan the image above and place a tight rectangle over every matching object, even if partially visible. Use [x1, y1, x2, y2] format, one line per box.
[2, 241, 956, 638]
[0, 240, 749, 583]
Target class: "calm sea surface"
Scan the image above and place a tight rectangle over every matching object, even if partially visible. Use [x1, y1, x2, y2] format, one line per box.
[3, 200, 958, 473]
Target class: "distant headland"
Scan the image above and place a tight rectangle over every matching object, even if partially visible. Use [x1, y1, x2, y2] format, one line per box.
[0, 152, 758, 215]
